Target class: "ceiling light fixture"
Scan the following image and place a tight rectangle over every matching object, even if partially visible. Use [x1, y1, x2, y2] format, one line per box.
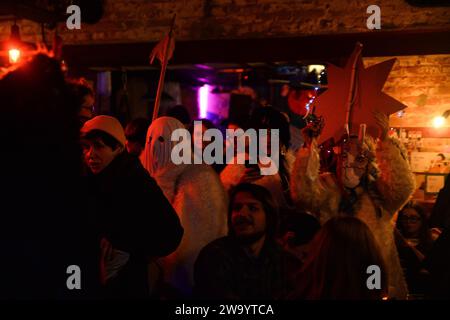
[8, 21, 22, 64]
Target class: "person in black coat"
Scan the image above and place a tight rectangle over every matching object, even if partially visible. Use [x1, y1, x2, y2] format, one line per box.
[429, 174, 450, 230]
[81, 115, 183, 298]
[424, 174, 450, 299]
[424, 229, 450, 299]
[0, 54, 100, 299]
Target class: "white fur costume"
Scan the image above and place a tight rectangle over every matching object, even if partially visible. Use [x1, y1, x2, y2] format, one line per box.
[291, 136, 415, 299]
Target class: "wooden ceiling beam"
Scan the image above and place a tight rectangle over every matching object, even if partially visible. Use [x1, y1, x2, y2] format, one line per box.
[56, 28, 450, 69]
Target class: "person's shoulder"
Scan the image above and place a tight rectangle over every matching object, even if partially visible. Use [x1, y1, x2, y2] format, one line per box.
[117, 152, 160, 188]
[203, 236, 231, 249]
[112, 152, 143, 176]
[198, 236, 234, 258]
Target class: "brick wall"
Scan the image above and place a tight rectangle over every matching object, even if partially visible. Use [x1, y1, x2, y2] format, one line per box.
[364, 54, 450, 128]
[0, 0, 449, 44]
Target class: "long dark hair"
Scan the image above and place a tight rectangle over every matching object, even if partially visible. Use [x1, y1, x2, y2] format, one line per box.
[292, 217, 388, 300]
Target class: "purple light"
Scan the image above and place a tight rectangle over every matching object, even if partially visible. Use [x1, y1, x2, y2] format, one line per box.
[198, 84, 211, 118]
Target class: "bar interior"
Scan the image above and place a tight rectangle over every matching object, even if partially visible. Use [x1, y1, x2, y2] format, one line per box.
[0, 0, 450, 301]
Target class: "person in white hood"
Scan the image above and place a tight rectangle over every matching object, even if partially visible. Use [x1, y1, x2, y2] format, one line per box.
[141, 116, 228, 297]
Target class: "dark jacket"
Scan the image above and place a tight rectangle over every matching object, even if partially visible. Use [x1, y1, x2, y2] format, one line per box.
[430, 174, 450, 230]
[193, 236, 301, 300]
[424, 229, 450, 299]
[1, 161, 100, 299]
[88, 152, 183, 298]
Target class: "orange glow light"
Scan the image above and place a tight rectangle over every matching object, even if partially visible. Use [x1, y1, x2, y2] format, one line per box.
[9, 48, 21, 64]
[433, 116, 446, 128]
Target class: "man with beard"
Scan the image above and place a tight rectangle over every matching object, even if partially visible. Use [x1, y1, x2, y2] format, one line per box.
[193, 183, 301, 299]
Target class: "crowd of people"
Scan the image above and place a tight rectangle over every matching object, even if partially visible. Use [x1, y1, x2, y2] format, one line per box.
[1, 53, 449, 300]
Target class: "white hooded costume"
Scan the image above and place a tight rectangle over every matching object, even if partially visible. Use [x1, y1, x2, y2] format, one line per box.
[141, 117, 228, 296]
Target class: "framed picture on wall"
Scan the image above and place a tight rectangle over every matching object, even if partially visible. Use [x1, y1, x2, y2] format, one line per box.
[425, 173, 448, 194]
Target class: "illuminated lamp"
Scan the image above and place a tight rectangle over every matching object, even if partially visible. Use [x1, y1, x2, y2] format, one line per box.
[8, 23, 22, 64]
[9, 48, 21, 64]
[1, 22, 35, 66]
[432, 110, 450, 128]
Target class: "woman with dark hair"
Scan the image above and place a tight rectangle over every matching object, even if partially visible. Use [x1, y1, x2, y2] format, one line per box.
[66, 77, 95, 126]
[292, 217, 388, 300]
[395, 201, 433, 296]
[396, 202, 432, 255]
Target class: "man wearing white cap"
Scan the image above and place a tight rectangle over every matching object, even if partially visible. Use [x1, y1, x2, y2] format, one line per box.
[81, 115, 183, 298]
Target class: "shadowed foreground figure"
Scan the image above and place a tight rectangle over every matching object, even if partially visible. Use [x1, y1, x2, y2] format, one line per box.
[0, 54, 97, 298]
[292, 216, 388, 300]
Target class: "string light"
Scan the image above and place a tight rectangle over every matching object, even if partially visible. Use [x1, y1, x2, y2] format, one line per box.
[397, 110, 405, 118]
[303, 70, 325, 113]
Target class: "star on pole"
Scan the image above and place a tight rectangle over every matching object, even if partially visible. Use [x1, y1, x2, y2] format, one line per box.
[313, 43, 407, 144]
